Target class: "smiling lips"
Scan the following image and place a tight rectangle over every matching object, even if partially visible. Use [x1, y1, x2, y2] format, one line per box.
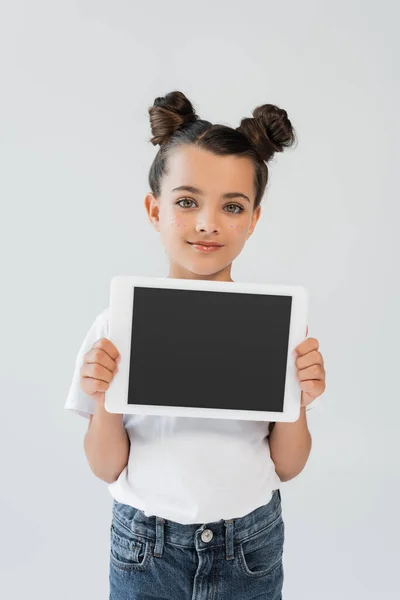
[188, 241, 224, 252]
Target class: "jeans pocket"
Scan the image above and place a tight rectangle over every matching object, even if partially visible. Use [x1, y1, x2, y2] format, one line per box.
[110, 521, 151, 572]
[238, 513, 284, 578]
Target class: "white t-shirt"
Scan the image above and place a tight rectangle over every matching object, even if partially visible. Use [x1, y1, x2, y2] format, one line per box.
[65, 308, 291, 525]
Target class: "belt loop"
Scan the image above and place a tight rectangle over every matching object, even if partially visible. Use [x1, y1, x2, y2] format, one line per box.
[153, 516, 165, 558]
[224, 519, 234, 560]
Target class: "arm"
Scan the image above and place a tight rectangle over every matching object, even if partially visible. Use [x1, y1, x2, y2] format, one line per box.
[84, 402, 130, 484]
[269, 407, 312, 482]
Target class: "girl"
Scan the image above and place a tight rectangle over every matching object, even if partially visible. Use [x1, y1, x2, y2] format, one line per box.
[65, 91, 326, 599]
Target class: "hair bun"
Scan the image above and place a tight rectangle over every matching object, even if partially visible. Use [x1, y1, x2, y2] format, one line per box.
[238, 104, 296, 162]
[148, 91, 199, 146]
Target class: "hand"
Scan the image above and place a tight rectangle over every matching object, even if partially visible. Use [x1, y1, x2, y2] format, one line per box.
[80, 338, 121, 404]
[294, 326, 326, 407]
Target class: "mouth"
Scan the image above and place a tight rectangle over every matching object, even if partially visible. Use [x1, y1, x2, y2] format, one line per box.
[188, 241, 224, 253]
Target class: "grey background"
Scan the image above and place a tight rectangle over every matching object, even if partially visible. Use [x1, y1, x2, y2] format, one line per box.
[1, 1, 399, 598]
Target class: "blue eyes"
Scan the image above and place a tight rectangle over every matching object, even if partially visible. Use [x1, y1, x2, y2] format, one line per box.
[176, 198, 244, 214]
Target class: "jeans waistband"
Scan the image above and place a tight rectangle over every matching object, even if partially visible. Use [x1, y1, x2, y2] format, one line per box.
[112, 489, 282, 560]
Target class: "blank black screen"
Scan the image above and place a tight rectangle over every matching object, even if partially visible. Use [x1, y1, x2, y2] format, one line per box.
[127, 286, 292, 413]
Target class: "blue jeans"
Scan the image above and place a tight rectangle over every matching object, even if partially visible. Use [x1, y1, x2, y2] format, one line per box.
[109, 489, 284, 599]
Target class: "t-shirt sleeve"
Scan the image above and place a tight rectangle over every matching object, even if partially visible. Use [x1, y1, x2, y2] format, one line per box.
[64, 310, 109, 420]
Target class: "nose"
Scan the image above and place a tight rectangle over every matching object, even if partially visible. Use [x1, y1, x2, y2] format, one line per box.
[195, 209, 220, 234]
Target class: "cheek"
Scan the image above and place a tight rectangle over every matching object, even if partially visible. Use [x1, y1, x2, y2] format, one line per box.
[169, 218, 188, 230]
[229, 224, 245, 234]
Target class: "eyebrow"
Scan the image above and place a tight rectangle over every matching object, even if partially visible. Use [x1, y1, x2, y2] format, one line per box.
[171, 185, 251, 203]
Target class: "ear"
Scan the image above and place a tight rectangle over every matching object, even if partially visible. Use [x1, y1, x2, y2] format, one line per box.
[144, 192, 160, 231]
[247, 205, 261, 239]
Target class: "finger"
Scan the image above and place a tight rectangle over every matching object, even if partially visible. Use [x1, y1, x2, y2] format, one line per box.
[300, 380, 326, 394]
[295, 337, 319, 356]
[296, 350, 323, 369]
[85, 346, 119, 373]
[80, 361, 114, 383]
[299, 380, 318, 393]
[93, 338, 120, 362]
[296, 364, 325, 382]
[80, 377, 109, 396]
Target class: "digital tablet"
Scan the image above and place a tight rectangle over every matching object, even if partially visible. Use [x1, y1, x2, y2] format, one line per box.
[104, 276, 308, 422]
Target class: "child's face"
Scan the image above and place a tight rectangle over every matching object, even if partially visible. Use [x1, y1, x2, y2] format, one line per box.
[145, 146, 261, 281]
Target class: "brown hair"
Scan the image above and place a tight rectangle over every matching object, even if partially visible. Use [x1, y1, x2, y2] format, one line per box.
[148, 91, 297, 210]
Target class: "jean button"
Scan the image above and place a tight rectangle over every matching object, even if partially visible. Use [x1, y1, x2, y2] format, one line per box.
[201, 529, 213, 543]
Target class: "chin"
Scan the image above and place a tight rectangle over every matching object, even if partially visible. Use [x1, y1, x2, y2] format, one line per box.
[183, 260, 231, 278]
[168, 246, 236, 278]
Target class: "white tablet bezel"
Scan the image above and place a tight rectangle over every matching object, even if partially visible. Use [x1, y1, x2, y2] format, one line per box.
[105, 275, 308, 422]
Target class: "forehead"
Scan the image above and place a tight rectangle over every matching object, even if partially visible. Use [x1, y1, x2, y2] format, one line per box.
[163, 145, 255, 196]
